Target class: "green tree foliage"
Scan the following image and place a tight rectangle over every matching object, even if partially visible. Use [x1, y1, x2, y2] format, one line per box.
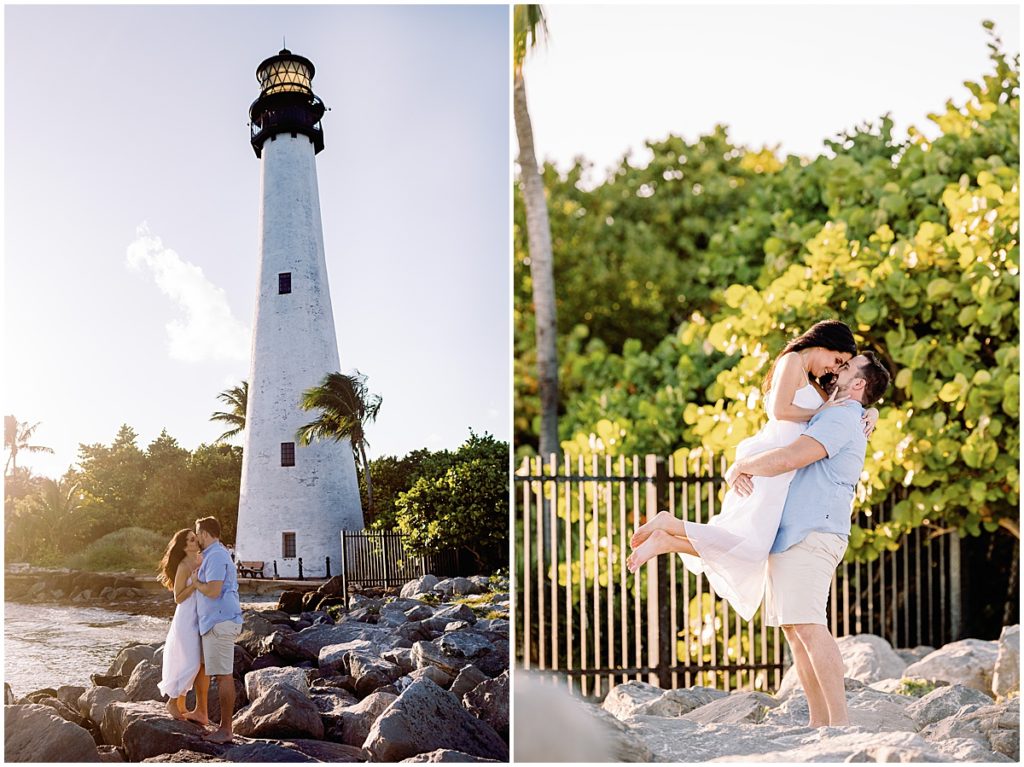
[514, 27, 1019, 557]
[5, 425, 242, 566]
[362, 449, 433, 530]
[394, 433, 509, 570]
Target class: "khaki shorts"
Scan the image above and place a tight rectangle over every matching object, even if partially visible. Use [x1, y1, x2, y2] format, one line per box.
[201, 620, 241, 676]
[763, 532, 847, 627]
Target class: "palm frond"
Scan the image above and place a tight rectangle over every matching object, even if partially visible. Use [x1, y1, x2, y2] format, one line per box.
[514, 4, 548, 73]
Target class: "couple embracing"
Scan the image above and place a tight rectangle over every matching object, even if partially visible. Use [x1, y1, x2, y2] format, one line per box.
[156, 516, 243, 743]
[627, 320, 892, 727]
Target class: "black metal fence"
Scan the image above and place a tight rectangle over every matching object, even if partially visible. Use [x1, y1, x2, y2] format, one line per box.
[339, 529, 460, 593]
[515, 452, 961, 699]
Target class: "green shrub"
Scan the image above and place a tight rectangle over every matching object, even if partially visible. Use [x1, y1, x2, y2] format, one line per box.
[65, 527, 168, 573]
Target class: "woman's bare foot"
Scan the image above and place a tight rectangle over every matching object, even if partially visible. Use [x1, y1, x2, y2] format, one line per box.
[204, 728, 233, 743]
[631, 510, 681, 549]
[165, 699, 185, 720]
[626, 529, 690, 572]
[183, 710, 211, 727]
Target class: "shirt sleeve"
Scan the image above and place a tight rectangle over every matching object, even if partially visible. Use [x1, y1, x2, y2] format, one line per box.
[803, 406, 860, 458]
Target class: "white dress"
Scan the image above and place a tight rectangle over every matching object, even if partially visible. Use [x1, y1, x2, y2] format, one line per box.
[157, 576, 201, 698]
[678, 383, 823, 620]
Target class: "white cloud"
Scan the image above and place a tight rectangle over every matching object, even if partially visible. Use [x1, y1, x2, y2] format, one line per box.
[126, 223, 250, 363]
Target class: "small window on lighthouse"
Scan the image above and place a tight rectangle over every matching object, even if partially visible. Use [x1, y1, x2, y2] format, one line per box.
[282, 532, 296, 558]
[281, 442, 296, 467]
[278, 272, 292, 294]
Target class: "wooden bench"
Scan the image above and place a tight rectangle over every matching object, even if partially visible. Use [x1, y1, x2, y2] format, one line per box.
[237, 560, 266, 579]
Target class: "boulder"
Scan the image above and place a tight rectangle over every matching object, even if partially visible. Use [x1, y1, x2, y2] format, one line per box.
[319, 639, 384, 675]
[262, 630, 318, 664]
[248, 652, 285, 673]
[433, 577, 481, 597]
[97, 744, 126, 762]
[348, 653, 403, 696]
[337, 690, 397, 747]
[920, 699, 1020, 761]
[397, 666, 454, 692]
[58, 685, 87, 709]
[107, 644, 156, 678]
[5, 682, 16, 704]
[92, 674, 130, 689]
[292, 622, 402, 658]
[349, 594, 384, 611]
[412, 640, 468, 676]
[383, 648, 416, 675]
[126, 660, 164, 702]
[5, 704, 101, 762]
[764, 688, 917, 731]
[931, 736, 1015, 762]
[401, 749, 500, 762]
[405, 605, 434, 622]
[140, 751, 226, 762]
[906, 683, 995, 728]
[905, 638, 1000, 693]
[79, 685, 130, 725]
[705, 729, 945, 762]
[400, 574, 439, 599]
[282, 739, 366, 762]
[363, 678, 507, 762]
[450, 665, 489, 700]
[474, 640, 509, 678]
[219, 742, 315, 762]
[992, 625, 1019, 698]
[101, 701, 221, 762]
[233, 683, 324, 740]
[34, 694, 93, 730]
[236, 611, 276, 656]
[243, 666, 309, 702]
[895, 645, 937, 665]
[602, 681, 727, 720]
[431, 604, 477, 626]
[277, 589, 305, 614]
[682, 691, 779, 725]
[438, 631, 495, 660]
[462, 671, 508, 741]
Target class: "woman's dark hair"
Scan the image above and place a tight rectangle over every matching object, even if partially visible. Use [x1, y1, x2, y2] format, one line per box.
[762, 319, 857, 393]
[157, 529, 192, 590]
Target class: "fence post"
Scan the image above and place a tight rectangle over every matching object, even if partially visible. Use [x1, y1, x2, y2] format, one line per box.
[949, 534, 962, 640]
[325, 556, 331, 578]
[340, 532, 348, 611]
[273, 560, 279, 579]
[298, 557, 304, 581]
[644, 455, 673, 687]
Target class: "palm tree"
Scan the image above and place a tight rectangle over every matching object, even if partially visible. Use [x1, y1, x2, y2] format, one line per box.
[296, 371, 382, 512]
[210, 381, 248, 444]
[4, 416, 54, 475]
[514, 5, 560, 460]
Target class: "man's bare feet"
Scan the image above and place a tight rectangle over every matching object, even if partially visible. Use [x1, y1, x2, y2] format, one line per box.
[203, 729, 233, 744]
[165, 699, 185, 720]
[626, 529, 678, 572]
[630, 510, 678, 549]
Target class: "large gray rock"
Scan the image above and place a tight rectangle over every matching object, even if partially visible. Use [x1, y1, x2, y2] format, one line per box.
[107, 644, 157, 678]
[100, 701, 223, 762]
[905, 638, 1000, 693]
[602, 681, 727, 720]
[58, 685, 87, 709]
[434, 577, 481, 597]
[79, 685, 130, 725]
[243, 666, 309, 702]
[397, 667, 454, 692]
[383, 647, 417, 675]
[319, 639, 383, 675]
[337, 690, 397, 747]
[140, 749, 226, 762]
[292, 622, 402, 657]
[219, 742, 315, 762]
[906, 683, 994, 728]
[233, 683, 324, 740]
[895, 645, 937, 665]
[401, 749, 500, 762]
[930, 736, 1015, 762]
[992, 625, 1020, 698]
[262, 630, 318, 664]
[363, 678, 507, 762]
[125, 660, 164, 702]
[682, 691, 779, 725]
[401, 574, 439, 599]
[764, 687, 917, 731]
[5, 704, 101, 762]
[236, 611, 276, 656]
[438, 631, 495, 660]
[706, 729, 946, 762]
[412, 640, 468, 676]
[450, 665, 489, 700]
[349, 652, 404, 696]
[462, 671, 508, 741]
[626, 717, 803, 762]
[920, 699, 1020, 761]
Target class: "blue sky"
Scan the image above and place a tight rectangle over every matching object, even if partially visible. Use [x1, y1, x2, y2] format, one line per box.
[5, 5, 510, 478]
[522, 4, 1020, 181]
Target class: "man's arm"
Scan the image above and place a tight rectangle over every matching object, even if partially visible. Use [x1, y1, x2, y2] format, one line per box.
[194, 579, 224, 598]
[725, 435, 827, 496]
[195, 551, 227, 598]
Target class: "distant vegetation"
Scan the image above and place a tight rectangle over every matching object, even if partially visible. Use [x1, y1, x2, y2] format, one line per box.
[66, 528, 168, 574]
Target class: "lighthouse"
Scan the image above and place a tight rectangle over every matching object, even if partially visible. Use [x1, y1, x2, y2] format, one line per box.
[235, 48, 363, 579]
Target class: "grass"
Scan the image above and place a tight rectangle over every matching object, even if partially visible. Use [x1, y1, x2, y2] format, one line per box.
[892, 678, 941, 697]
[65, 527, 168, 573]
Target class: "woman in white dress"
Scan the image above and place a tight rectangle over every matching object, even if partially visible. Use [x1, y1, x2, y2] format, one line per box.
[625, 320, 877, 620]
[156, 529, 206, 722]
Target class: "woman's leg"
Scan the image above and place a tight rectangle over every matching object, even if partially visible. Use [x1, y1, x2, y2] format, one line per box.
[626, 528, 698, 572]
[185, 664, 211, 725]
[630, 510, 690, 548]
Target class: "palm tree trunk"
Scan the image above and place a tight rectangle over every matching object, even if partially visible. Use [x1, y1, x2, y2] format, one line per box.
[514, 71, 559, 461]
[360, 443, 374, 517]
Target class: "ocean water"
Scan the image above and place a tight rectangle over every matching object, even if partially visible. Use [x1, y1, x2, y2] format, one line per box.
[3, 601, 171, 697]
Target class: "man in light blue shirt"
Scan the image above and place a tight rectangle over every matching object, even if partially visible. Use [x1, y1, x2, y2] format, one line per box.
[191, 516, 242, 743]
[725, 351, 890, 729]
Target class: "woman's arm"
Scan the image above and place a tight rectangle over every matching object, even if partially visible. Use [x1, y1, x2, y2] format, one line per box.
[173, 561, 197, 604]
[769, 353, 824, 423]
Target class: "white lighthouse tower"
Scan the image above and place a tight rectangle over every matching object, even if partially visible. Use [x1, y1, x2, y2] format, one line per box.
[235, 48, 363, 579]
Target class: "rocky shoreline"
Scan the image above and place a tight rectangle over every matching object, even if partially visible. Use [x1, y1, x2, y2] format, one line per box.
[5, 573, 510, 763]
[517, 626, 1020, 762]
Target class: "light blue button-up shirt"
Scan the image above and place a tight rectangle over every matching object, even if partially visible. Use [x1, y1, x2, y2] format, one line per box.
[196, 540, 242, 635]
[771, 402, 867, 554]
